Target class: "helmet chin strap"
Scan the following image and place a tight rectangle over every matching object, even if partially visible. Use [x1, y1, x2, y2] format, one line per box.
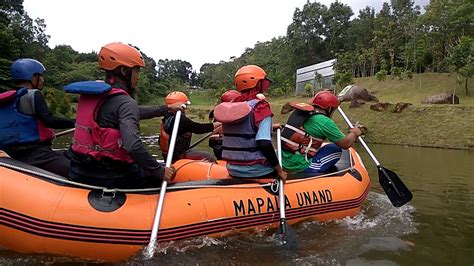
[326, 107, 336, 117]
[107, 67, 133, 91]
[31, 79, 39, 89]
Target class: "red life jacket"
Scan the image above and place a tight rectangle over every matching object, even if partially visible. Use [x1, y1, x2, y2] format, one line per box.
[71, 88, 134, 163]
[159, 123, 169, 153]
[159, 113, 192, 161]
[281, 102, 324, 158]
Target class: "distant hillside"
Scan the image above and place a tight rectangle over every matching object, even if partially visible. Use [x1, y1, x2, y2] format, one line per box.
[146, 73, 474, 150]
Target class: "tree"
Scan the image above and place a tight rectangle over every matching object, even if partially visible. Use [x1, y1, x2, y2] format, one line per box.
[334, 71, 353, 89]
[157, 59, 193, 84]
[323, 1, 353, 55]
[450, 37, 473, 95]
[287, 2, 329, 68]
[376, 70, 388, 82]
[304, 82, 314, 96]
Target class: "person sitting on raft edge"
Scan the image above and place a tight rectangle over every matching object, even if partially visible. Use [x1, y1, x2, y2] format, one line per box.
[281, 90, 363, 174]
[0, 58, 75, 177]
[65, 42, 179, 189]
[159, 91, 222, 163]
[213, 65, 287, 183]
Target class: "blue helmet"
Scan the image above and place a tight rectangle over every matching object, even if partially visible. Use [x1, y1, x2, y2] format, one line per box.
[11, 58, 46, 81]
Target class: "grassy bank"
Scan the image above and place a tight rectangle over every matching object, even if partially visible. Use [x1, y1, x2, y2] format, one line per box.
[144, 73, 474, 150]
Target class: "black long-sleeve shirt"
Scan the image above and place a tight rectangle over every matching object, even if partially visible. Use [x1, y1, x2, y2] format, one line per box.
[162, 111, 214, 161]
[96, 94, 165, 178]
[164, 113, 214, 135]
[18, 90, 75, 129]
[139, 105, 168, 120]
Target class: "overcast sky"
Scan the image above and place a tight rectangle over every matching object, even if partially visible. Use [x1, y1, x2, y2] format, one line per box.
[23, 0, 429, 71]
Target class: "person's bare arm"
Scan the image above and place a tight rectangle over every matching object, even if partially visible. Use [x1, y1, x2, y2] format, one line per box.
[335, 127, 362, 149]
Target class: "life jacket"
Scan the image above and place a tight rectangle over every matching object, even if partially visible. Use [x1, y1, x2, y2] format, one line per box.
[0, 88, 55, 149]
[213, 99, 266, 165]
[64, 81, 134, 163]
[159, 113, 192, 161]
[281, 102, 324, 159]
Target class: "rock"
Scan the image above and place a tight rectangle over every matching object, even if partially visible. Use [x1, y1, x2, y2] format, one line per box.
[338, 85, 379, 108]
[370, 102, 392, 111]
[391, 102, 412, 113]
[421, 93, 459, 104]
[350, 99, 366, 108]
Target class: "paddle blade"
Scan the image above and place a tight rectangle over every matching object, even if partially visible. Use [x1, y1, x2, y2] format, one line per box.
[378, 166, 413, 207]
[275, 218, 299, 250]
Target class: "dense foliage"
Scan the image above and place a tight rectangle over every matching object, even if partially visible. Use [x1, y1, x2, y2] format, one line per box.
[1, 0, 472, 117]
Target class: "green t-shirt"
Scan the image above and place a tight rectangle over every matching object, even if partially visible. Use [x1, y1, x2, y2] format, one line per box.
[282, 114, 345, 172]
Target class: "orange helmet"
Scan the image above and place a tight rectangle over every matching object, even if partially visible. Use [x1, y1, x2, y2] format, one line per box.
[220, 90, 240, 103]
[234, 65, 271, 92]
[98, 42, 145, 70]
[311, 90, 339, 110]
[165, 91, 190, 105]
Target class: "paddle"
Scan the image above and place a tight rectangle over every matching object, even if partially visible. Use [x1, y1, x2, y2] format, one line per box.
[275, 128, 298, 249]
[55, 128, 75, 138]
[144, 110, 182, 259]
[187, 125, 222, 150]
[336, 106, 413, 207]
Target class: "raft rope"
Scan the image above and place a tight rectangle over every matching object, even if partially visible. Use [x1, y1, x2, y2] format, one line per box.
[0, 151, 354, 194]
[173, 158, 222, 179]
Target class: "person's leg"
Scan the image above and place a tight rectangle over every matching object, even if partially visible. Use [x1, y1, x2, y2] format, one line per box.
[9, 146, 71, 176]
[304, 144, 342, 173]
[208, 138, 223, 160]
[181, 149, 217, 162]
[34, 150, 71, 176]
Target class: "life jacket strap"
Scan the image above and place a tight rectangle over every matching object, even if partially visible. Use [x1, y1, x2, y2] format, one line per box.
[76, 124, 92, 134]
[73, 141, 116, 153]
[280, 136, 319, 153]
[284, 124, 323, 142]
[221, 146, 260, 152]
[223, 133, 257, 139]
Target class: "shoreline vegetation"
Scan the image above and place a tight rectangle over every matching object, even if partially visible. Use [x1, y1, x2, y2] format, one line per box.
[147, 73, 473, 151]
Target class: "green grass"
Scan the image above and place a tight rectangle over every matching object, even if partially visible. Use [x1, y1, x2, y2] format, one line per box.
[353, 73, 474, 106]
[142, 73, 474, 150]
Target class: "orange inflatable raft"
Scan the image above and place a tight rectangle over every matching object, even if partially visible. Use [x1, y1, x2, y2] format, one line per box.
[0, 148, 370, 262]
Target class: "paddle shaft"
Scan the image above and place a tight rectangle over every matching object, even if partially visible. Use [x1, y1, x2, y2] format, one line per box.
[337, 107, 403, 197]
[337, 107, 380, 166]
[55, 128, 75, 138]
[145, 110, 182, 258]
[276, 129, 287, 226]
[188, 125, 222, 150]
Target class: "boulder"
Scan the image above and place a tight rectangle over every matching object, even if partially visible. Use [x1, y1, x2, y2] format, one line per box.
[338, 85, 379, 108]
[421, 93, 459, 104]
[370, 102, 392, 112]
[391, 102, 412, 113]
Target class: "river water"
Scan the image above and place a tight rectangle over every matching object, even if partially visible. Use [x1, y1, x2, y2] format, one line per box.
[1, 135, 473, 265]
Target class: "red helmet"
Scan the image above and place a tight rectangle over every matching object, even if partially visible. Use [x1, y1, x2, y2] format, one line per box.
[311, 91, 339, 110]
[220, 90, 240, 102]
[98, 42, 145, 70]
[165, 91, 190, 105]
[234, 65, 271, 92]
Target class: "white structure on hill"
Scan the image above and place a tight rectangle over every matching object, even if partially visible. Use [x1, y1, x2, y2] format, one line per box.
[295, 59, 336, 94]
